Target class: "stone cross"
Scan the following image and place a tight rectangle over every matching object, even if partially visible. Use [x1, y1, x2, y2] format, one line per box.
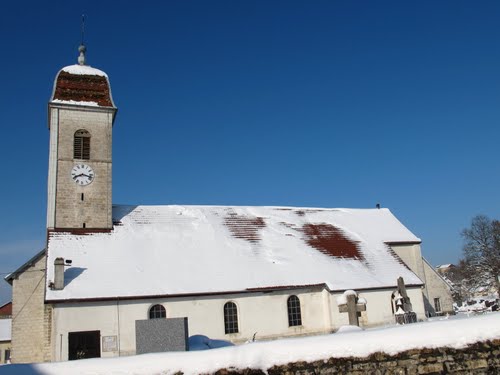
[338, 292, 366, 326]
[397, 277, 413, 312]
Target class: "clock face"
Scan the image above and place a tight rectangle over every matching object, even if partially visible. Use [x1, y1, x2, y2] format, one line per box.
[71, 164, 94, 186]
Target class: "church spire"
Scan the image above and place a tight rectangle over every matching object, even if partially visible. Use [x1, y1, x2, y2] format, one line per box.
[78, 14, 86, 65]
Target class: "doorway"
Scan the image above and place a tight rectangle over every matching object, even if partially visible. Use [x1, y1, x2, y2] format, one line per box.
[68, 330, 101, 360]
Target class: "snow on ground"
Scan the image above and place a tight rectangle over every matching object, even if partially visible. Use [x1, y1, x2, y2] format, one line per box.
[454, 297, 498, 314]
[1, 313, 499, 375]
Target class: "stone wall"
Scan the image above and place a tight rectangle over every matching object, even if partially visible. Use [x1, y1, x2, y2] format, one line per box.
[47, 106, 114, 230]
[209, 339, 500, 375]
[10, 253, 52, 363]
[422, 258, 454, 315]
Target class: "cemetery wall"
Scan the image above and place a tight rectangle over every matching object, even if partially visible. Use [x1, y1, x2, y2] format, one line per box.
[210, 339, 500, 375]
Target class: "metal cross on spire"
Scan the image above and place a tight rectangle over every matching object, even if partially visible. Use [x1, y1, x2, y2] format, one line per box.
[78, 14, 87, 66]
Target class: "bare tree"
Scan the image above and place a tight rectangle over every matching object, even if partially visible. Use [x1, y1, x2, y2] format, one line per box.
[461, 215, 500, 297]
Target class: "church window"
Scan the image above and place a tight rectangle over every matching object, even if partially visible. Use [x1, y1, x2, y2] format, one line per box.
[223, 302, 239, 334]
[287, 295, 302, 326]
[149, 304, 166, 319]
[74, 129, 91, 160]
[434, 298, 441, 313]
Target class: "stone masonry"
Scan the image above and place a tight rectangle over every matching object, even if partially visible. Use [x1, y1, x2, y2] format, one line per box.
[207, 339, 500, 375]
[47, 106, 114, 229]
[10, 253, 52, 363]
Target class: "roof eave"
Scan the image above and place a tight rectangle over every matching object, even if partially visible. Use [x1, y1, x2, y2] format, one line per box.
[45, 282, 424, 304]
[4, 249, 46, 285]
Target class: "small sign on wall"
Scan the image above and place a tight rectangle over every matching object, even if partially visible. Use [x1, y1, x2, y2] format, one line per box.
[102, 335, 118, 352]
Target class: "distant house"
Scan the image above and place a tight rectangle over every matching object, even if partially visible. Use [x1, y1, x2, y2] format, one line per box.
[0, 318, 11, 364]
[0, 302, 12, 363]
[4, 45, 453, 363]
[0, 302, 12, 318]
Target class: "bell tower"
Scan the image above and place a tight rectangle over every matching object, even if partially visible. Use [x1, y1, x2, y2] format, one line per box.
[46, 44, 117, 230]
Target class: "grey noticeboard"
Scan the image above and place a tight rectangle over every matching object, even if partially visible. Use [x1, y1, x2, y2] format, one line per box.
[135, 317, 189, 354]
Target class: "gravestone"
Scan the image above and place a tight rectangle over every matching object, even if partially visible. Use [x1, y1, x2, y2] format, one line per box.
[394, 277, 417, 324]
[135, 317, 189, 354]
[338, 290, 366, 326]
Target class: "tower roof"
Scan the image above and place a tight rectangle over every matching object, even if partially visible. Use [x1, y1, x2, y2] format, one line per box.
[50, 64, 116, 108]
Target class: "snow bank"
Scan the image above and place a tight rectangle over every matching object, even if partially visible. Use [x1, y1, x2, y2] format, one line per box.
[2, 313, 499, 375]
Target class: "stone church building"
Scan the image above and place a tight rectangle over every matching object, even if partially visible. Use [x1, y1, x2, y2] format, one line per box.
[5, 46, 453, 363]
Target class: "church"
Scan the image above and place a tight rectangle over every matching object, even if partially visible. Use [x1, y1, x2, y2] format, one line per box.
[5, 45, 453, 363]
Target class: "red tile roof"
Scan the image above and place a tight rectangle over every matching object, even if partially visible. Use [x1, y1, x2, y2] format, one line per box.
[224, 212, 266, 243]
[52, 71, 113, 107]
[0, 302, 12, 316]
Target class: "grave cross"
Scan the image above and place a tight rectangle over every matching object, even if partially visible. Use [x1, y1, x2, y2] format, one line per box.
[397, 276, 413, 312]
[338, 292, 366, 326]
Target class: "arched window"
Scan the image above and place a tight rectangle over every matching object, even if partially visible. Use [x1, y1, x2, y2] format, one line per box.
[74, 129, 90, 160]
[149, 304, 166, 319]
[223, 302, 239, 334]
[287, 295, 302, 326]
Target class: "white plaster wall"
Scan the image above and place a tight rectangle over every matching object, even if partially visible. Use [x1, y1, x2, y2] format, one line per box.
[52, 287, 331, 360]
[391, 244, 426, 283]
[51, 285, 428, 360]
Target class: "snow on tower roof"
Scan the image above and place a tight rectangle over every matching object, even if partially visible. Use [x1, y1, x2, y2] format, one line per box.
[45, 206, 423, 302]
[61, 64, 108, 77]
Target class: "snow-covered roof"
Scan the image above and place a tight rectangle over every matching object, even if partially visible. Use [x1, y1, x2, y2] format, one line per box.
[437, 264, 453, 269]
[45, 206, 423, 302]
[49, 64, 116, 108]
[61, 64, 108, 77]
[0, 319, 11, 341]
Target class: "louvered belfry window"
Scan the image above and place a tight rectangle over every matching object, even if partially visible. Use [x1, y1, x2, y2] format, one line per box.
[74, 129, 90, 160]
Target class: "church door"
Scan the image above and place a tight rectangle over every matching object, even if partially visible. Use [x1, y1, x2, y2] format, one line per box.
[68, 331, 101, 360]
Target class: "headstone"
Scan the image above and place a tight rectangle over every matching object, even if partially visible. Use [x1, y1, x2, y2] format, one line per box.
[397, 277, 413, 312]
[338, 290, 366, 326]
[135, 317, 189, 354]
[394, 277, 417, 324]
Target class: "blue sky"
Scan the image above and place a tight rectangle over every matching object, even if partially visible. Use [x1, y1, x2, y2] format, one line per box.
[1, 1, 499, 304]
